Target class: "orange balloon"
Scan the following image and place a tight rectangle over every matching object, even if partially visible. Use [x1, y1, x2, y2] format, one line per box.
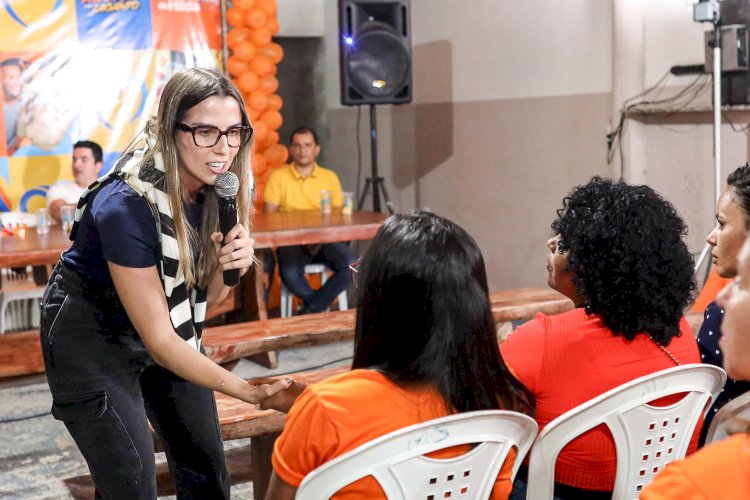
[254, 120, 269, 143]
[249, 54, 273, 76]
[249, 28, 272, 47]
[247, 107, 262, 121]
[265, 17, 280, 36]
[227, 27, 251, 49]
[236, 71, 259, 93]
[263, 144, 288, 165]
[245, 8, 267, 29]
[233, 0, 255, 10]
[258, 75, 279, 94]
[260, 43, 284, 64]
[247, 90, 269, 111]
[255, 0, 276, 16]
[226, 7, 246, 28]
[227, 56, 249, 77]
[258, 165, 274, 184]
[252, 153, 267, 175]
[266, 129, 280, 146]
[267, 94, 283, 110]
[232, 41, 257, 62]
[260, 109, 283, 130]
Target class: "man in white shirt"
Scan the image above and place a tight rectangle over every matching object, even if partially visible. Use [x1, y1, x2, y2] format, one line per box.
[47, 140, 103, 221]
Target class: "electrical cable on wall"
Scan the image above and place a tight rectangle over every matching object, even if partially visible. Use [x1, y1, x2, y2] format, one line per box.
[607, 71, 714, 177]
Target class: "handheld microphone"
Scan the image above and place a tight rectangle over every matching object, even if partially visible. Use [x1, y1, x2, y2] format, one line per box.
[215, 171, 241, 287]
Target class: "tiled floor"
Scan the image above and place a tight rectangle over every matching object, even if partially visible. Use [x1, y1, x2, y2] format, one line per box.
[0, 340, 354, 500]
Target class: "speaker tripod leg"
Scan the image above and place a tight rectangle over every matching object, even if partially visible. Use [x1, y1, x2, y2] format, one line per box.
[357, 178, 373, 211]
[374, 178, 394, 214]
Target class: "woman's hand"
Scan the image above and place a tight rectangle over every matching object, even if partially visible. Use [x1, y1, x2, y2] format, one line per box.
[211, 223, 254, 276]
[236, 377, 294, 405]
[248, 376, 308, 413]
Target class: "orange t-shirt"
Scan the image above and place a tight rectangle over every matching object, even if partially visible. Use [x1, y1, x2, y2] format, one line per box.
[272, 369, 517, 499]
[641, 433, 750, 499]
[500, 309, 701, 491]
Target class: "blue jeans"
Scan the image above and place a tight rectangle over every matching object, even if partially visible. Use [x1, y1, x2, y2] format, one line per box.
[278, 242, 356, 313]
[41, 262, 229, 499]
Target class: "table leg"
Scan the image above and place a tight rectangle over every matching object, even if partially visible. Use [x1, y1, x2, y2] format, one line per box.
[240, 258, 278, 369]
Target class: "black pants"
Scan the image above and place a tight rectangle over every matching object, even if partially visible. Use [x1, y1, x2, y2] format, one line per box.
[278, 242, 356, 313]
[41, 262, 229, 499]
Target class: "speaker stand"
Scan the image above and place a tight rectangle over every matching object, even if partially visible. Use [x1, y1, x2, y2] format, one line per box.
[694, 3, 723, 276]
[357, 104, 395, 214]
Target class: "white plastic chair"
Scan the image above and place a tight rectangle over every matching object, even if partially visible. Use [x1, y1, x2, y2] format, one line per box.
[0, 266, 46, 333]
[295, 409, 538, 500]
[704, 389, 750, 444]
[526, 364, 726, 500]
[280, 263, 348, 317]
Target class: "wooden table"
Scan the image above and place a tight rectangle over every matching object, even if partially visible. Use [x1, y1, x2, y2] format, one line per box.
[0, 210, 388, 268]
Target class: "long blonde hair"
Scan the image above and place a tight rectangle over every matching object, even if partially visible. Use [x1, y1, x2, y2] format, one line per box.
[124, 68, 254, 289]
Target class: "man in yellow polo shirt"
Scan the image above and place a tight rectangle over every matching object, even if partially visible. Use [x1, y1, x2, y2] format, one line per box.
[264, 126, 356, 314]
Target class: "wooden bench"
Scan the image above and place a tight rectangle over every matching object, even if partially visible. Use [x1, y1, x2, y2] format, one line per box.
[0, 287, 571, 379]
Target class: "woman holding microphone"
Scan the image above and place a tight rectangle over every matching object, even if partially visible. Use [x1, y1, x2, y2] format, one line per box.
[40, 68, 289, 499]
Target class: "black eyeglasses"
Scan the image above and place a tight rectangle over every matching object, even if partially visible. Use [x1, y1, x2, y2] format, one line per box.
[176, 123, 252, 148]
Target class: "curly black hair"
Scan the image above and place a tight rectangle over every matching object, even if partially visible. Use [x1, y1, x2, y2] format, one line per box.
[551, 176, 695, 344]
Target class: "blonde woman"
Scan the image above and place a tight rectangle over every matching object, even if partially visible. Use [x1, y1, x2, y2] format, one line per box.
[40, 68, 289, 499]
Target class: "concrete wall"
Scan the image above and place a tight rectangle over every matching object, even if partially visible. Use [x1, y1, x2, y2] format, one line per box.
[275, 0, 747, 291]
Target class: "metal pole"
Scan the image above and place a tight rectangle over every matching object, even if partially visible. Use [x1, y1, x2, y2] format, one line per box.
[369, 104, 381, 212]
[694, 20, 723, 273]
[220, 0, 230, 75]
[713, 24, 722, 206]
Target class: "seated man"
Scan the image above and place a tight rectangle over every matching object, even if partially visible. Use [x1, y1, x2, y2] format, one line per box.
[264, 126, 356, 314]
[47, 140, 103, 222]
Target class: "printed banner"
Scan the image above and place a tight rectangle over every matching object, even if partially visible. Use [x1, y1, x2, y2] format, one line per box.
[0, 0, 222, 212]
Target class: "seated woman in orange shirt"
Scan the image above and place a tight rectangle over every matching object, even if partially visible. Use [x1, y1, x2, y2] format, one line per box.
[264, 211, 535, 499]
[641, 235, 750, 499]
[501, 177, 700, 499]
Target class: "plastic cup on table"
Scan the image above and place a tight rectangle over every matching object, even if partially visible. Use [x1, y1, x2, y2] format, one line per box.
[342, 192, 354, 215]
[60, 205, 76, 233]
[36, 209, 50, 236]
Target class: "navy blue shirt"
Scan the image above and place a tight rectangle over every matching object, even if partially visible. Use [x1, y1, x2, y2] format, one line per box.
[697, 300, 750, 444]
[62, 177, 203, 286]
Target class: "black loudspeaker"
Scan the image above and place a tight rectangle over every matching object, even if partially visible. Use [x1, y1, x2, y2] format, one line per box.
[719, 0, 750, 104]
[338, 0, 412, 105]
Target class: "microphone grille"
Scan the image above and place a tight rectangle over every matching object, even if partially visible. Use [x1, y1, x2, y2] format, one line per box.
[215, 171, 239, 199]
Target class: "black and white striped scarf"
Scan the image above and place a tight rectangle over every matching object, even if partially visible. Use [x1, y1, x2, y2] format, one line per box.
[70, 143, 207, 350]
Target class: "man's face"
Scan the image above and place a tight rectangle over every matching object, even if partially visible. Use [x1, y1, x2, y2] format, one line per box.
[1, 64, 21, 102]
[289, 132, 320, 169]
[72, 147, 102, 188]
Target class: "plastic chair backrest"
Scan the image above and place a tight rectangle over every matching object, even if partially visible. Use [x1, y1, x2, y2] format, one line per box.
[704, 389, 750, 444]
[295, 410, 538, 500]
[526, 364, 726, 500]
[691, 267, 732, 314]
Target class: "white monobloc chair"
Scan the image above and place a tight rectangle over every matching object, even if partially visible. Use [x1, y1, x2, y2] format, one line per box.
[295, 410, 538, 500]
[526, 364, 726, 500]
[280, 263, 348, 317]
[0, 213, 46, 333]
[0, 267, 46, 333]
[704, 389, 750, 444]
